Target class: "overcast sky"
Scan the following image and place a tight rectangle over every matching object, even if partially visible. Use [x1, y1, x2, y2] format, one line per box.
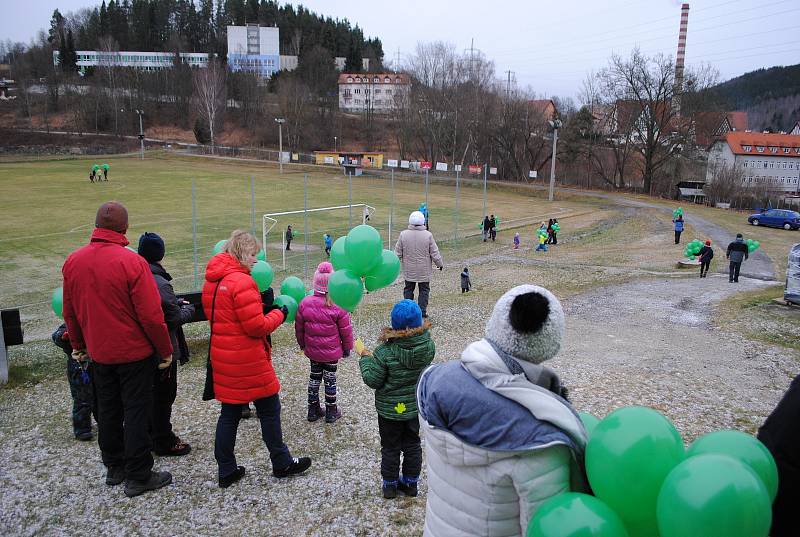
[3, 0, 798, 100]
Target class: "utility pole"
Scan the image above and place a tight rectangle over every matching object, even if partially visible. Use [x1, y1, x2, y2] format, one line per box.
[394, 47, 401, 72]
[548, 119, 562, 201]
[504, 70, 515, 100]
[275, 117, 285, 174]
[135, 109, 144, 160]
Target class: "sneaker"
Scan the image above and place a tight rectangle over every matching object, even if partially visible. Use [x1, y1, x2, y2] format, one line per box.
[398, 480, 418, 497]
[124, 471, 172, 498]
[154, 438, 192, 457]
[383, 481, 398, 499]
[325, 405, 342, 424]
[273, 457, 312, 478]
[75, 431, 93, 442]
[307, 404, 325, 422]
[105, 467, 125, 486]
[219, 466, 246, 488]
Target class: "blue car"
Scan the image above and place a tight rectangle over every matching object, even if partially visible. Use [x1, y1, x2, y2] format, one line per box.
[748, 209, 800, 230]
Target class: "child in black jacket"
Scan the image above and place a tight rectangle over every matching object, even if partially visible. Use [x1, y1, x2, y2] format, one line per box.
[51, 323, 95, 441]
[698, 240, 714, 278]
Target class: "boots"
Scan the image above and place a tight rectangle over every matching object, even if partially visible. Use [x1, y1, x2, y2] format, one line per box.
[307, 403, 325, 422]
[325, 404, 342, 423]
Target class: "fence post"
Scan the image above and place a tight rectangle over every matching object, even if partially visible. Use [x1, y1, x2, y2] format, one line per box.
[483, 164, 488, 220]
[389, 168, 394, 248]
[455, 168, 460, 248]
[192, 179, 199, 291]
[304, 173, 309, 281]
[348, 171, 353, 229]
[250, 175, 256, 236]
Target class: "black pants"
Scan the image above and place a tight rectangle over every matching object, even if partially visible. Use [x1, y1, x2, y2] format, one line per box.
[92, 356, 155, 482]
[151, 359, 178, 451]
[378, 416, 422, 482]
[552, 232, 557, 245]
[729, 261, 742, 282]
[308, 360, 338, 407]
[403, 281, 430, 315]
[674, 230, 682, 244]
[214, 394, 292, 479]
[286, 240, 291, 251]
[700, 260, 711, 277]
[325, 246, 331, 257]
[67, 357, 95, 437]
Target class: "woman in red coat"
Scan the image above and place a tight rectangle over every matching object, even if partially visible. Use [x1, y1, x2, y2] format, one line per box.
[202, 230, 311, 488]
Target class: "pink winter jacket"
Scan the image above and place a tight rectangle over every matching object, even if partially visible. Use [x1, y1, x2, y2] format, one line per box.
[295, 294, 354, 363]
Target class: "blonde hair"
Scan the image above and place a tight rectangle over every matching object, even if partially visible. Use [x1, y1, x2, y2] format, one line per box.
[223, 230, 259, 269]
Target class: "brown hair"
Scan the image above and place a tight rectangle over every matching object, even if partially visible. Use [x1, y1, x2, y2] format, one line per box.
[223, 230, 259, 270]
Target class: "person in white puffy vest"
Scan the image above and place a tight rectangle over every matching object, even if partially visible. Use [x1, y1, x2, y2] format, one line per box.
[417, 284, 588, 537]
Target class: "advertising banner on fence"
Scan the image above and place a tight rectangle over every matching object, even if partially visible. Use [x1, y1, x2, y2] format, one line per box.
[387, 159, 398, 168]
[400, 160, 410, 169]
[490, 167, 498, 175]
[468, 165, 482, 174]
[529, 170, 538, 178]
[420, 161, 433, 170]
[435, 162, 448, 172]
[454, 164, 462, 172]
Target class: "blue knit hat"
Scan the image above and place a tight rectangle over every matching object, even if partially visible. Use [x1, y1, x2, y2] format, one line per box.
[391, 299, 423, 330]
[138, 232, 165, 263]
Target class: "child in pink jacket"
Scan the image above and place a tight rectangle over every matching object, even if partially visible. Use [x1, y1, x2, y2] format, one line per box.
[295, 262, 354, 423]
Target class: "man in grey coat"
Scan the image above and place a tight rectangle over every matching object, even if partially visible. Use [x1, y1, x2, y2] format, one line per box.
[395, 211, 444, 318]
[725, 233, 749, 283]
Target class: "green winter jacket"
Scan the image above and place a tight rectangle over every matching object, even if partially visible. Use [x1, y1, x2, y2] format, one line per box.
[359, 321, 435, 421]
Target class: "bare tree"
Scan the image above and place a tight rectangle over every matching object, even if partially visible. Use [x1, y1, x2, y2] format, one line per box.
[98, 36, 122, 135]
[193, 58, 226, 153]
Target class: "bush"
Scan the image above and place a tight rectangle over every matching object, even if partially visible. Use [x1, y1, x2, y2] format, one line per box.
[193, 118, 211, 145]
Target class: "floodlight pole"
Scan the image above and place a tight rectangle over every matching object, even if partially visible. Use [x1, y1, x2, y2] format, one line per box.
[548, 119, 562, 202]
[135, 109, 144, 160]
[275, 118, 285, 174]
[483, 164, 488, 219]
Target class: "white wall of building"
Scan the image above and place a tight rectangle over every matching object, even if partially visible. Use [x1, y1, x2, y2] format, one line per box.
[338, 74, 409, 113]
[707, 140, 800, 193]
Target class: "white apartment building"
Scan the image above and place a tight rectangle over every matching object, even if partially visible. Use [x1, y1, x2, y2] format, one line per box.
[707, 131, 800, 193]
[338, 73, 410, 113]
[227, 24, 280, 78]
[53, 50, 211, 73]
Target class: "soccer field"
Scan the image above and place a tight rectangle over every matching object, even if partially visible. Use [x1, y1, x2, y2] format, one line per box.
[0, 152, 580, 339]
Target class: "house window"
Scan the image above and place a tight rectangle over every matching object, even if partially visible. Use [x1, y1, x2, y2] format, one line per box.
[354, 88, 361, 94]
[770, 147, 778, 153]
[784, 148, 791, 154]
[373, 77, 379, 82]
[742, 145, 751, 151]
[347, 77, 353, 83]
[756, 146, 764, 152]
[395, 77, 401, 83]
[375, 89, 381, 94]
[384, 77, 390, 83]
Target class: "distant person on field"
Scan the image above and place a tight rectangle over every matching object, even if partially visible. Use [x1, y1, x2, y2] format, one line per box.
[51, 323, 95, 441]
[417, 285, 588, 536]
[62, 201, 174, 498]
[697, 240, 714, 278]
[395, 211, 444, 318]
[103, 167, 108, 181]
[514, 233, 520, 249]
[89, 170, 95, 183]
[726, 233, 749, 283]
[546, 218, 554, 244]
[461, 267, 471, 293]
[482, 216, 491, 242]
[295, 262, 353, 424]
[489, 214, 497, 242]
[358, 299, 435, 499]
[324, 233, 332, 257]
[551, 218, 559, 245]
[673, 214, 684, 244]
[285, 225, 293, 251]
[138, 232, 195, 457]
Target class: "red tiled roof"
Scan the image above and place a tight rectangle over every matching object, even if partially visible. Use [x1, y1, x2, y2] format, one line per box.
[726, 111, 748, 132]
[528, 99, 557, 120]
[338, 73, 410, 85]
[722, 131, 800, 156]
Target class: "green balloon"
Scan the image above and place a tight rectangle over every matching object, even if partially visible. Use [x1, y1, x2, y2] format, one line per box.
[579, 412, 601, 438]
[656, 454, 771, 537]
[527, 493, 630, 537]
[256, 250, 266, 262]
[212, 240, 227, 255]
[344, 225, 383, 276]
[686, 430, 778, 501]
[280, 276, 306, 304]
[328, 269, 363, 312]
[273, 294, 298, 323]
[330, 237, 352, 271]
[364, 249, 401, 292]
[586, 406, 684, 537]
[251, 260, 274, 292]
[52, 287, 63, 319]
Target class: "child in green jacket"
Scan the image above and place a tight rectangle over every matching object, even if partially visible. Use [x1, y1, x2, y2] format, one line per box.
[358, 299, 435, 500]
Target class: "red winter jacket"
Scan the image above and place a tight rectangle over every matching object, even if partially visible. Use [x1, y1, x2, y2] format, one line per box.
[202, 253, 286, 404]
[294, 293, 353, 363]
[61, 228, 172, 364]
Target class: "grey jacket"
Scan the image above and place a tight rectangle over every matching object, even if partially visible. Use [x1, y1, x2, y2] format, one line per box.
[726, 237, 749, 264]
[395, 224, 444, 282]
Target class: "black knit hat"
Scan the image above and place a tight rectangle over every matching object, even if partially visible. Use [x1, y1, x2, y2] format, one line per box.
[138, 232, 165, 263]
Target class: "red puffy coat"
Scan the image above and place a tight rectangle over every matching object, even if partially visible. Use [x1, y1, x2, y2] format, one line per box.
[202, 253, 286, 404]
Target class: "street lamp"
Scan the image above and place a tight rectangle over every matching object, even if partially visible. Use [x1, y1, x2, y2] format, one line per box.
[334, 136, 338, 153]
[547, 119, 562, 201]
[275, 118, 285, 174]
[135, 109, 145, 160]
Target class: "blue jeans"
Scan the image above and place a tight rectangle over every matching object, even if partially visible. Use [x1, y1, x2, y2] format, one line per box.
[214, 394, 292, 479]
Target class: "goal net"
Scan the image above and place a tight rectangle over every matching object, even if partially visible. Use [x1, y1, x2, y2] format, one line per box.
[262, 203, 377, 275]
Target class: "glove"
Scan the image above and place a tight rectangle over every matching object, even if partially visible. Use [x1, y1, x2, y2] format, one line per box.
[158, 354, 173, 370]
[354, 338, 370, 357]
[261, 288, 274, 307]
[71, 349, 88, 362]
[279, 305, 289, 322]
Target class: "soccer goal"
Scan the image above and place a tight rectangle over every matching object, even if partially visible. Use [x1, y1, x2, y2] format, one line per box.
[262, 203, 376, 272]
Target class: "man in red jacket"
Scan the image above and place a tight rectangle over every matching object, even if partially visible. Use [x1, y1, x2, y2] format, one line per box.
[62, 201, 174, 498]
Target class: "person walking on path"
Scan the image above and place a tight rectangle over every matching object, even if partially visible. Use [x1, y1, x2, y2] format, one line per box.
[416, 285, 588, 536]
[482, 216, 491, 242]
[551, 218, 559, 245]
[285, 225, 293, 251]
[324, 234, 332, 257]
[295, 262, 354, 424]
[697, 240, 714, 278]
[726, 233, 749, 283]
[138, 232, 195, 457]
[546, 219, 554, 244]
[358, 299, 435, 499]
[395, 211, 444, 318]
[489, 214, 497, 242]
[202, 230, 311, 488]
[673, 215, 684, 244]
[62, 201, 174, 498]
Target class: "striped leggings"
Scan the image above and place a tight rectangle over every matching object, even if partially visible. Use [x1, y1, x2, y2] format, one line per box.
[308, 360, 338, 407]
